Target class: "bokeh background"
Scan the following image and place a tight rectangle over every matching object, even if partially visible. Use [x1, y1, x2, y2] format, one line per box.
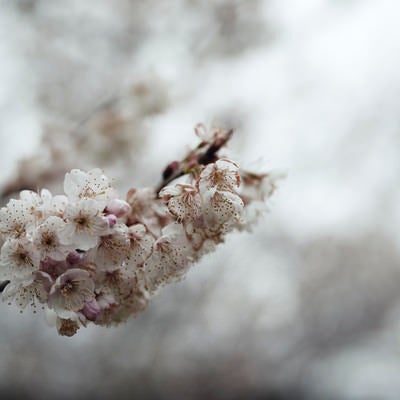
[0, 0, 399, 399]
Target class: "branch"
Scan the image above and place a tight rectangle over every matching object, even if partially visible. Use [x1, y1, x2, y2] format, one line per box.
[156, 128, 233, 193]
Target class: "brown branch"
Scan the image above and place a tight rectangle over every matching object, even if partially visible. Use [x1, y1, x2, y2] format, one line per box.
[156, 128, 234, 194]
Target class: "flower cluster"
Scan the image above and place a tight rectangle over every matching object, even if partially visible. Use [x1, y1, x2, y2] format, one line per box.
[0, 127, 280, 336]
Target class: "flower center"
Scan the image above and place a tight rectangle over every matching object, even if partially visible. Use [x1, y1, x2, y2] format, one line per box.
[61, 281, 75, 297]
[75, 217, 88, 226]
[17, 251, 31, 267]
[80, 186, 96, 199]
[42, 232, 56, 247]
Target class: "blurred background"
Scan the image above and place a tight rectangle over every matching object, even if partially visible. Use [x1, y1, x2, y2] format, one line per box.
[0, 0, 399, 399]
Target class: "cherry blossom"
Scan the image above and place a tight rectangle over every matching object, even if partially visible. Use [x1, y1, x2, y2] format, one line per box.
[33, 216, 74, 261]
[160, 183, 202, 223]
[0, 126, 280, 336]
[0, 238, 40, 281]
[198, 158, 241, 194]
[105, 198, 131, 218]
[94, 224, 131, 269]
[2, 270, 53, 310]
[60, 199, 109, 250]
[63, 168, 117, 207]
[48, 268, 95, 318]
[127, 224, 154, 266]
[0, 199, 36, 238]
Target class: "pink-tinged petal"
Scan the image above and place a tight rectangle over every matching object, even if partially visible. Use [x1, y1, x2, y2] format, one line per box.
[48, 269, 95, 317]
[66, 251, 83, 265]
[95, 224, 130, 269]
[164, 184, 202, 223]
[63, 168, 117, 207]
[33, 216, 74, 261]
[127, 225, 154, 266]
[0, 238, 40, 281]
[81, 299, 101, 321]
[159, 185, 183, 199]
[60, 199, 109, 250]
[106, 214, 117, 228]
[0, 199, 36, 238]
[106, 199, 131, 218]
[199, 158, 241, 195]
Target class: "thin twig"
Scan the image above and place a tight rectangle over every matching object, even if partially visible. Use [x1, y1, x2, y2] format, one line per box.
[156, 128, 234, 194]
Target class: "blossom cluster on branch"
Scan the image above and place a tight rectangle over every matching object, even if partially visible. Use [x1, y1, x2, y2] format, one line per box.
[0, 126, 280, 336]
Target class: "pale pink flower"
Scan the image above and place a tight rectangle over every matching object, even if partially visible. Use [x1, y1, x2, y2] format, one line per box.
[48, 268, 95, 318]
[239, 169, 285, 203]
[105, 199, 131, 218]
[95, 264, 138, 306]
[33, 270, 54, 301]
[2, 271, 53, 310]
[0, 199, 36, 238]
[19, 190, 41, 216]
[194, 124, 229, 143]
[94, 269, 149, 326]
[95, 290, 117, 312]
[0, 129, 280, 336]
[237, 169, 285, 231]
[59, 199, 109, 250]
[33, 216, 74, 261]
[201, 188, 244, 228]
[160, 183, 202, 223]
[37, 189, 68, 218]
[144, 223, 191, 292]
[63, 168, 117, 208]
[94, 224, 131, 269]
[198, 158, 241, 195]
[39, 258, 69, 281]
[127, 224, 154, 266]
[126, 187, 170, 234]
[0, 238, 40, 281]
[17, 189, 68, 222]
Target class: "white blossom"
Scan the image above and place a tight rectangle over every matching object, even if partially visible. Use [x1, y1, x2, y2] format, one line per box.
[33, 216, 73, 261]
[2, 271, 53, 309]
[127, 224, 154, 266]
[201, 187, 244, 228]
[194, 124, 229, 143]
[63, 168, 117, 208]
[198, 158, 241, 194]
[105, 198, 131, 218]
[126, 187, 168, 235]
[59, 199, 109, 250]
[160, 183, 202, 223]
[0, 238, 40, 281]
[48, 268, 95, 318]
[0, 128, 279, 336]
[94, 224, 131, 269]
[0, 199, 36, 238]
[144, 223, 192, 292]
[37, 189, 68, 218]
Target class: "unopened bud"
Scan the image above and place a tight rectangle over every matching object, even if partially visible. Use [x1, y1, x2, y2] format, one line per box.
[162, 161, 180, 180]
[82, 299, 101, 321]
[106, 199, 131, 218]
[106, 214, 118, 228]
